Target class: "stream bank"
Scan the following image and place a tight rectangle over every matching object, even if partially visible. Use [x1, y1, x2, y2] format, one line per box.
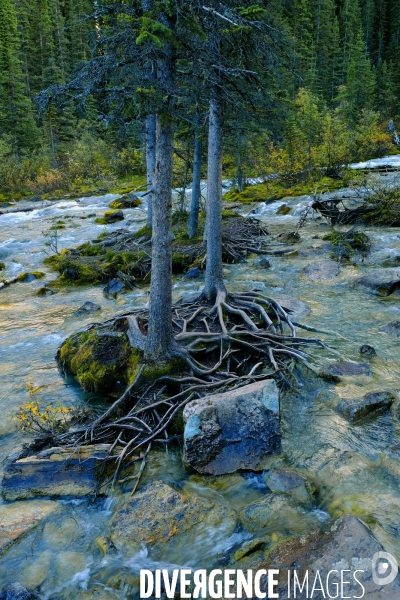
[1, 160, 400, 597]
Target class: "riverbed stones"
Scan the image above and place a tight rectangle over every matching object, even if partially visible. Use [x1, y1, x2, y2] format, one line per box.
[337, 391, 395, 422]
[265, 469, 315, 504]
[73, 301, 101, 317]
[105, 210, 124, 223]
[261, 514, 400, 598]
[2, 444, 113, 500]
[360, 344, 377, 357]
[109, 481, 237, 557]
[0, 501, 59, 556]
[302, 260, 338, 282]
[183, 379, 281, 475]
[354, 267, 400, 296]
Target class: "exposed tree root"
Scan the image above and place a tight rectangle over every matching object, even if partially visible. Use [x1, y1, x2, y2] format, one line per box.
[56, 288, 331, 493]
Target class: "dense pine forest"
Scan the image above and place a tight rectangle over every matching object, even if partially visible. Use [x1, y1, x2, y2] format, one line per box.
[1, 0, 400, 202]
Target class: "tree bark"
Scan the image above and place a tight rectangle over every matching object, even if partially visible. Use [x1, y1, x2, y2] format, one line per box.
[145, 113, 156, 227]
[204, 90, 225, 302]
[188, 113, 202, 238]
[144, 8, 175, 362]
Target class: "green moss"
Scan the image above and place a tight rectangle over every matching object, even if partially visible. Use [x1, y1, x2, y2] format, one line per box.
[142, 358, 187, 381]
[133, 225, 152, 239]
[95, 217, 107, 225]
[323, 228, 371, 259]
[109, 195, 142, 209]
[172, 252, 192, 273]
[58, 330, 137, 394]
[77, 242, 105, 257]
[224, 171, 355, 204]
[0, 262, 5, 270]
[16, 271, 45, 282]
[221, 209, 240, 218]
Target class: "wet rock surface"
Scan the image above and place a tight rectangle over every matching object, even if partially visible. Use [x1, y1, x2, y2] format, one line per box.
[72, 301, 101, 317]
[322, 360, 372, 379]
[261, 515, 400, 599]
[354, 267, 400, 296]
[0, 582, 36, 600]
[103, 277, 125, 298]
[265, 469, 315, 504]
[183, 379, 281, 475]
[0, 501, 59, 556]
[337, 391, 395, 422]
[2, 444, 113, 500]
[380, 320, 400, 336]
[110, 481, 237, 556]
[303, 260, 338, 282]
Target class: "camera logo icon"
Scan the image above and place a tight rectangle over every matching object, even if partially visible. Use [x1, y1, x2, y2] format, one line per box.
[372, 552, 398, 586]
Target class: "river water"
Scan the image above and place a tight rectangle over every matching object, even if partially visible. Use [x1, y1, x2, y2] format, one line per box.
[1, 164, 400, 598]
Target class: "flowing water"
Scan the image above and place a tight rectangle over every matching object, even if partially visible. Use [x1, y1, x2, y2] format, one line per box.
[1, 164, 400, 597]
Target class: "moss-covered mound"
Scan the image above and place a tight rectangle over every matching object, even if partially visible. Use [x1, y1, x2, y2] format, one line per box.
[109, 194, 142, 209]
[323, 228, 371, 260]
[58, 329, 141, 394]
[224, 172, 355, 204]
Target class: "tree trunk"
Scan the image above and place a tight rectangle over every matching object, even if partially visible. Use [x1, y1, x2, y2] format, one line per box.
[204, 91, 225, 302]
[188, 113, 202, 238]
[145, 115, 175, 361]
[145, 113, 156, 227]
[144, 7, 175, 362]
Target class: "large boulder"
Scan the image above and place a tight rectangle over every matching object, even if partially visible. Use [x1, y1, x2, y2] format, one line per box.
[183, 379, 281, 475]
[354, 268, 400, 296]
[2, 444, 113, 501]
[259, 515, 400, 598]
[110, 481, 237, 558]
[337, 391, 395, 423]
[0, 501, 59, 556]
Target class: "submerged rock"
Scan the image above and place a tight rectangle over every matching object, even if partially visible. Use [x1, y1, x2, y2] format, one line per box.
[0, 582, 36, 600]
[260, 515, 400, 598]
[73, 301, 101, 317]
[354, 267, 400, 296]
[302, 260, 338, 282]
[183, 379, 281, 475]
[0, 501, 59, 556]
[337, 391, 395, 423]
[239, 493, 320, 535]
[2, 444, 114, 500]
[265, 469, 315, 504]
[110, 481, 237, 557]
[322, 360, 371, 379]
[103, 277, 125, 298]
[380, 320, 400, 337]
[258, 257, 271, 268]
[276, 231, 301, 244]
[360, 344, 377, 357]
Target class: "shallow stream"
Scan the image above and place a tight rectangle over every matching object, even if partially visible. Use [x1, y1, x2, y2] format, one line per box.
[1, 161, 400, 598]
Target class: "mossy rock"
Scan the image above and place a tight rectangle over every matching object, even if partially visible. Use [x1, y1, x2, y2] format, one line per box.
[95, 210, 124, 225]
[58, 330, 141, 394]
[0, 262, 5, 270]
[76, 242, 104, 257]
[16, 271, 45, 282]
[172, 252, 192, 274]
[109, 195, 142, 209]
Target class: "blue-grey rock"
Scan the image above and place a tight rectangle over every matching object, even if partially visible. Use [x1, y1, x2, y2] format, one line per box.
[103, 278, 126, 298]
[354, 268, 400, 296]
[0, 583, 36, 600]
[183, 379, 281, 475]
[265, 469, 315, 504]
[337, 391, 395, 423]
[185, 267, 200, 279]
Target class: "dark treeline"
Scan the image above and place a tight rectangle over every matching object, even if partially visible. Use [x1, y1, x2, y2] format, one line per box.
[1, 0, 400, 198]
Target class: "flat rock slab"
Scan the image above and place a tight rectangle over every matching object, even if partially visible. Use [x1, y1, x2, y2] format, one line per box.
[2, 444, 113, 501]
[380, 320, 400, 336]
[302, 260, 338, 282]
[183, 379, 281, 475]
[0, 501, 59, 556]
[354, 268, 400, 296]
[261, 515, 400, 598]
[110, 481, 237, 556]
[322, 360, 372, 379]
[338, 391, 395, 423]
